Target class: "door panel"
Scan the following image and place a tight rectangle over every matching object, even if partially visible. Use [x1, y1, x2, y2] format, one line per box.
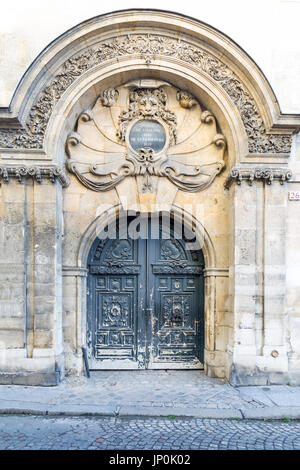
[87, 237, 146, 369]
[87, 219, 204, 370]
[147, 238, 203, 369]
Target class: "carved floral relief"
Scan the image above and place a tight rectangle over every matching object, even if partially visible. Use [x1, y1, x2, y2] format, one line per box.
[0, 34, 293, 154]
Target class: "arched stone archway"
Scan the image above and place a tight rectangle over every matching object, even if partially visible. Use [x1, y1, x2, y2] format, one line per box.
[72, 204, 221, 376]
[0, 10, 299, 385]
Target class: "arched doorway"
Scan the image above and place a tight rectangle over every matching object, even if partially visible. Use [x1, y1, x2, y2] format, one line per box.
[86, 214, 205, 370]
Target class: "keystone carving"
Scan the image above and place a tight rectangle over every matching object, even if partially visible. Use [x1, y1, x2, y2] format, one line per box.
[117, 87, 177, 145]
[0, 33, 293, 154]
[66, 82, 226, 193]
[224, 166, 292, 189]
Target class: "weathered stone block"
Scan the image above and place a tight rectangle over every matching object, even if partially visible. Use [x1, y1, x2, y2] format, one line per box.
[0, 371, 60, 386]
[33, 330, 53, 349]
[235, 230, 256, 265]
[0, 329, 24, 348]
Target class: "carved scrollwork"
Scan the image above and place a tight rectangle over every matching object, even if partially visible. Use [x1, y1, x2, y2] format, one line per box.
[66, 82, 227, 193]
[0, 164, 69, 187]
[89, 263, 141, 274]
[201, 110, 215, 124]
[99, 88, 119, 107]
[79, 110, 93, 123]
[108, 240, 133, 259]
[102, 296, 129, 327]
[0, 166, 9, 183]
[224, 166, 293, 189]
[160, 239, 186, 260]
[65, 132, 81, 153]
[177, 90, 198, 109]
[152, 261, 204, 274]
[160, 160, 225, 192]
[93, 239, 107, 260]
[213, 134, 227, 149]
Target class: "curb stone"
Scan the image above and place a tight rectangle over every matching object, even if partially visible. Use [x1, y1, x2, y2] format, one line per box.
[241, 407, 300, 420]
[118, 405, 243, 419]
[1, 402, 300, 420]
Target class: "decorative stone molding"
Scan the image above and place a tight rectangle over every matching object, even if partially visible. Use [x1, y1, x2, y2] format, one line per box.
[204, 268, 229, 277]
[224, 166, 293, 189]
[0, 164, 70, 187]
[0, 32, 294, 154]
[66, 82, 226, 193]
[62, 267, 88, 277]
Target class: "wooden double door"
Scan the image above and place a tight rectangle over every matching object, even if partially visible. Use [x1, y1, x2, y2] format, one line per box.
[87, 218, 204, 369]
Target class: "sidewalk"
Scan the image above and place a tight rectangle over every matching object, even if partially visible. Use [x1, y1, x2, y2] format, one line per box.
[0, 370, 300, 420]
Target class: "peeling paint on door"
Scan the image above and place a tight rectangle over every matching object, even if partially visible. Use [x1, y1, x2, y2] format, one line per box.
[87, 217, 204, 369]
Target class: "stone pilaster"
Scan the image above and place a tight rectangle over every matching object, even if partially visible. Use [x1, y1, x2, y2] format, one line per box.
[227, 167, 290, 385]
[0, 165, 67, 385]
[257, 181, 289, 381]
[62, 267, 88, 376]
[228, 181, 258, 383]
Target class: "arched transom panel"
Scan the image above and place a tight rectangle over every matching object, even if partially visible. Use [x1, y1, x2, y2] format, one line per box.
[66, 80, 226, 195]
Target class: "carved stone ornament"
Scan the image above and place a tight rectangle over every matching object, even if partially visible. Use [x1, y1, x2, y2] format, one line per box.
[224, 166, 292, 189]
[117, 87, 177, 145]
[0, 164, 69, 186]
[0, 34, 293, 154]
[65, 82, 226, 193]
[176, 91, 198, 109]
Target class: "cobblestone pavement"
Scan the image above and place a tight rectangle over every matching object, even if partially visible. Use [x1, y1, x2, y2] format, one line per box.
[0, 415, 299, 450]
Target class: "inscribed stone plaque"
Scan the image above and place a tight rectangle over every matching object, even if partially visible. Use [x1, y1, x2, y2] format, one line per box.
[129, 120, 166, 153]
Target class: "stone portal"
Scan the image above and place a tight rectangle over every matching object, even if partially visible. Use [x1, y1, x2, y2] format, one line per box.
[87, 216, 205, 370]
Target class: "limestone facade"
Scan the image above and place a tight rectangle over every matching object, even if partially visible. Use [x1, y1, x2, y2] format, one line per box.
[0, 10, 300, 385]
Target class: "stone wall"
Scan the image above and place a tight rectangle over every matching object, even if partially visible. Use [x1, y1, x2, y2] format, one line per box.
[0, 173, 65, 385]
[286, 133, 300, 384]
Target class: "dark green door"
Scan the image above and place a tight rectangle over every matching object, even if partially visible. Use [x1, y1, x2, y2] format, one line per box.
[87, 218, 204, 369]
